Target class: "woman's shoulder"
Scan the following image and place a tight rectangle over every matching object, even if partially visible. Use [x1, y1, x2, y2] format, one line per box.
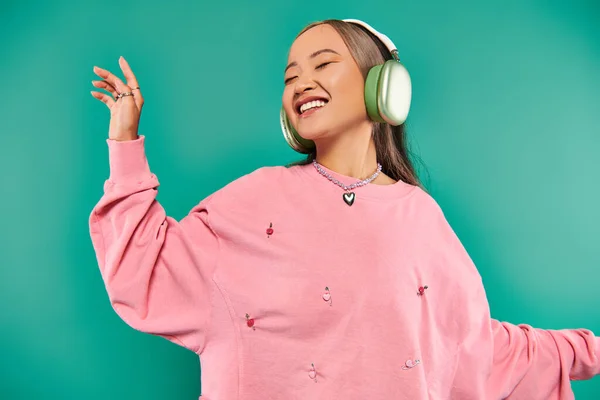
[228, 164, 297, 189]
[206, 164, 300, 205]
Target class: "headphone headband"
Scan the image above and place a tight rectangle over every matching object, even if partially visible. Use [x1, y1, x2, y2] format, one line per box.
[342, 19, 400, 61]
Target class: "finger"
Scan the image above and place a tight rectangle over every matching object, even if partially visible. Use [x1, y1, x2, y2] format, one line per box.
[119, 57, 144, 108]
[90, 91, 115, 109]
[92, 80, 118, 99]
[93, 65, 130, 94]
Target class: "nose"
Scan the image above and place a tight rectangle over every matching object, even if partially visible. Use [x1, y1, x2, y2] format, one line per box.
[294, 75, 317, 94]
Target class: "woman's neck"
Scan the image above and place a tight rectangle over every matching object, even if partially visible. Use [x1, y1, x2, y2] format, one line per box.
[312, 122, 397, 185]
[314, 134, 382, 181]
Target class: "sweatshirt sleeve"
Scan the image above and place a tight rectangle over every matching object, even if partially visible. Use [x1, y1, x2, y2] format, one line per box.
[448, 259, 600, 400]
[421, 193, 600, 399]
[88, 135, 220, 354]
[486, 319, 600, 399]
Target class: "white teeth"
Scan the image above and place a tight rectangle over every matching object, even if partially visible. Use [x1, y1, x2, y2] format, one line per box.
[300, 100, 327, 114]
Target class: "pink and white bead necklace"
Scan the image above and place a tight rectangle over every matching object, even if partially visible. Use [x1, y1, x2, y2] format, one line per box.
[312, 159, 382, 206]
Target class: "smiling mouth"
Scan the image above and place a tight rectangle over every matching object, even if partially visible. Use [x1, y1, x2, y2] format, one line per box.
[298, 99, 329, 116]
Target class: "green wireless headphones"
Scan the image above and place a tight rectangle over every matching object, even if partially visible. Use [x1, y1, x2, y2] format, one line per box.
[280, 18, 412, 154]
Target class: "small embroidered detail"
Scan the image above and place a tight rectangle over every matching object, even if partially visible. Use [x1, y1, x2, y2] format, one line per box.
[309, 363, 317, 382]
[266, 223, 274, 238]
[322, 287, 332, 306]
[417, 285, 429, 296]
[401, 358, 421, 370]
[245, 313, 255, 330]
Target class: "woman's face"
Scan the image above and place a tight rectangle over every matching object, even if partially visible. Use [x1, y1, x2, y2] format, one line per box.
[282, 24, 368, 143]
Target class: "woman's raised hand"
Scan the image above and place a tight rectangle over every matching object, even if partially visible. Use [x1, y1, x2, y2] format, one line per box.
[91, 56, 143, 141]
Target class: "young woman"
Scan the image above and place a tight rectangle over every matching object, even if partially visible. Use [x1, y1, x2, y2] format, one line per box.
[89, 19, 599, 399]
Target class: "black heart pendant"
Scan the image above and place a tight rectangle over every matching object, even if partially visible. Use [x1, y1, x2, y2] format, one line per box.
[343, 192, 356, 206]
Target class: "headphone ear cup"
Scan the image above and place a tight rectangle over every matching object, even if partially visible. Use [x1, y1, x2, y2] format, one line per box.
[279, 107, 315, 154]
[374, 60, 412, 126]
[364, 65, 386, 123]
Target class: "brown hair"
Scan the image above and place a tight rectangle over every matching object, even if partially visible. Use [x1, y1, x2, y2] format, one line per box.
[289, 19, 428, 190]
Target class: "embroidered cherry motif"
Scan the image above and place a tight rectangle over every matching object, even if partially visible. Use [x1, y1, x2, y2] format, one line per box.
[245, 313, 255, 330]
[309, 363, 317, 382]
[401, 358, 421, 370]
[266, 223, 274, 238]
[417, 285, 429, 296]
[322, 287, 332, 306]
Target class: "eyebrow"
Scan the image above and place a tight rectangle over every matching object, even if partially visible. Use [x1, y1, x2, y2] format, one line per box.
[284, 48, 340, 73]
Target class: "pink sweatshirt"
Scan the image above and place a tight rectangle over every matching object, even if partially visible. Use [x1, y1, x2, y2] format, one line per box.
[89, 135, 600, 399]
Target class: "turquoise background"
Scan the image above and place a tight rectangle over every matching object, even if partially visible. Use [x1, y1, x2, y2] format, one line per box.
[1, 0, 599, 398]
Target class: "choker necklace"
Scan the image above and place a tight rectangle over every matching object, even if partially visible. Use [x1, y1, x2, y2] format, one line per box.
[312, 159, 382, 206]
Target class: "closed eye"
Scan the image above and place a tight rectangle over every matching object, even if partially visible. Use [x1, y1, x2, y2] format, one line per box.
[284, 62, 333, 84]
